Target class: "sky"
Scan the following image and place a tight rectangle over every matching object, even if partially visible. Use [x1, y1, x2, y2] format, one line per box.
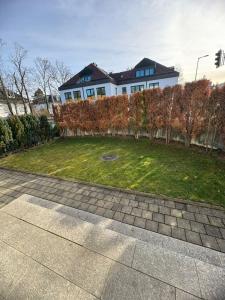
[0, 0, 225, 84]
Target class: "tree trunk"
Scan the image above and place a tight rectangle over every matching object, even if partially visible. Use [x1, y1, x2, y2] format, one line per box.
[23, 86, 33, 115]
[44, 92, 50, 113]
[185, 135, 191, 147]
[166, 126, 172, 144]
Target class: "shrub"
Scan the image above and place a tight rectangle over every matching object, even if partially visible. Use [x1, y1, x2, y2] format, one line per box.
[0, 118, 13, 154]
[19, 115, 40, 147]
[7, 115, 25, 150]
[39, 115, 51, 142]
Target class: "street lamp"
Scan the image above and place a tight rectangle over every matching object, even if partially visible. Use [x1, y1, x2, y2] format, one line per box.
[194, 54, 209, 81]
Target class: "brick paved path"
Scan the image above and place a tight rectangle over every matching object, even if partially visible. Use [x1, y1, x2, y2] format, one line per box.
[0, 167, 225, 252]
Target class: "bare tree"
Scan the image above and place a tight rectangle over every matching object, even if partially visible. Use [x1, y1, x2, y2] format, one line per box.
[0, 39, 14, 115]
[10, 43, 33, 114]
[34, 57, 52, 113]
[49, 60, 71, 100]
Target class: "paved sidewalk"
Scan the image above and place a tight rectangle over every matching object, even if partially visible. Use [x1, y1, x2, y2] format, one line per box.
[1, 194, 225, 299]
[0, 168, 225, 252]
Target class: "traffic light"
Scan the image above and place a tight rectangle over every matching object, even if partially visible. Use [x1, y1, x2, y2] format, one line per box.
[215, 50, 222, 68]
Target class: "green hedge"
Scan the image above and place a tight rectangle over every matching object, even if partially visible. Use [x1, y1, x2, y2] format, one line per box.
[0, 114, 58, 155]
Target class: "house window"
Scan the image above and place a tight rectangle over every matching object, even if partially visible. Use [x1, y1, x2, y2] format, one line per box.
[131, 85, 145, 93]
[136, 68, 155, 77]
[86, 88, 95, 98]
[73, 90, 81, 100]
[80, 75, 91, 82]
[145, 68, 155, 76]
[149, 82, 159, 89]
[96, 87, 106, 97]
[64, 92, 72, 100]
[136, 70, 145, 77]
[122, 87, 127, 94]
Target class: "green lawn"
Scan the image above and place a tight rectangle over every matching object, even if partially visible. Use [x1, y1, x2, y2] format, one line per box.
[0, 137, 224, 206]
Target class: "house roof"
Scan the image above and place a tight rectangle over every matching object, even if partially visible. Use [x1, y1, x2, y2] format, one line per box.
[59, 58, 179, 91]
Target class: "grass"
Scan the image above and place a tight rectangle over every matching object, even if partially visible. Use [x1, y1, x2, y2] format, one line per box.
[0, 136, 224, 206]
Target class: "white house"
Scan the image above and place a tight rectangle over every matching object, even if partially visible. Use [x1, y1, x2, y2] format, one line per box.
[59, 58, 179, 103]
[0, 88, 31, 118]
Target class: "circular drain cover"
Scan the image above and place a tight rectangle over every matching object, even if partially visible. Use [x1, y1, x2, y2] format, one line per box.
[101, 153, 118, 161]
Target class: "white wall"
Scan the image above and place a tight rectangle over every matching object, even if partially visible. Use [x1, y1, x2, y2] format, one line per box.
[0, 102, 30, 118]
[60, 82, 116, 103]
[60, 76, 179, 103]
[116, 77, 179, 95]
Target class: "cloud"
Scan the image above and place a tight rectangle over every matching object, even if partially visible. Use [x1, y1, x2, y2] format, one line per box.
[0, 0, 224, 82]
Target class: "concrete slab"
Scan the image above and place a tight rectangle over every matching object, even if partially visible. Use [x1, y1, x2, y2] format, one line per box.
[132, 241, 202, 298]
[0, 240, 97, 300]
[176, 289, 201, 300]
[0, 216, 112, 299]
[196, 260, 225, 300]
[101, 263, 175, 300]
[2, 194, 225, 300]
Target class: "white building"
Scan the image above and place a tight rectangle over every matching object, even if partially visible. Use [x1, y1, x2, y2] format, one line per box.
[0, 89, 31, 118]
[59, 58, 179, 103]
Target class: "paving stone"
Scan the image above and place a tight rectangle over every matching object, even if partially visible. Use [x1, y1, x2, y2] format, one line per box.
[164, 200, 176, 208]
[121, 205, 132, 214]
[131, 207, 142, 217]
[138, 202, 148, 210]
[123, 214, 135, 225]
[198, 207, 212, 216]
[79, 202, 90, 211]
[185, 230, 202, 246]
[159, 206, 170, 215]
[142, 210, 152, 220]
[220, 228, 225, 239]
[158, 223, 171, 236]
[177, 218, 191, 230]
[165, 215, 177, 226]
[154, 199, 165, 206]
[182, 211, 195, 221]
[190, 221, 206, 234]
[87, 205, 98, 214]
[216, 238, 225, 253]
[145, 220, 158, 232]
[152, 212, 164, 223]
[134, 217, 146, 229]
[208, 216, 224, 228]
[171, 209, 183, 218]
[200, 234, 220, 251]
[211, 209, 225, 219]
[119, 198, 130, 206]
[175, 203, 186, 210]
[205, 224, 222, 238]
[195, 213, 209, 224]
[95, 207, 106, 216]
[103, 209, 115, 219]
[172, 227, 186, 241]
[113, 211, 124, 222]
[111, 203, 121, 211]
[187, 204, 199, 213]
[96, 200, 105, 207]
[103, 202, 114, 209]
[129, 200, 139, 207]
[148, 203, 159, 213]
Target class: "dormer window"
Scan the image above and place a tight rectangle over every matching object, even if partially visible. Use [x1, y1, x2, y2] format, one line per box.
[79, 75, 91, 83]
[136, 68, 155, 78]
